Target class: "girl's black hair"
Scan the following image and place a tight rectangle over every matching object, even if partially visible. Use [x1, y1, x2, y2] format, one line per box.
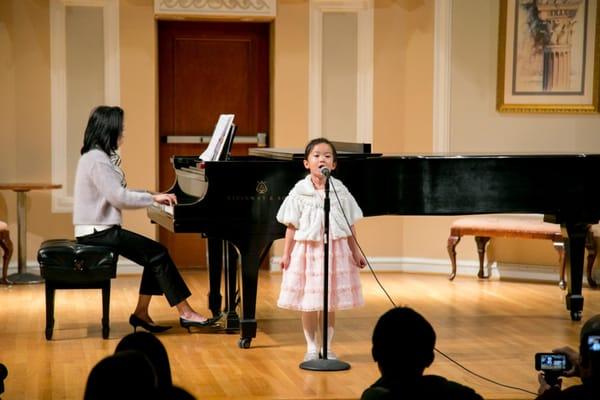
[80, 106, 124, 155]
[303, 137, 338, 161]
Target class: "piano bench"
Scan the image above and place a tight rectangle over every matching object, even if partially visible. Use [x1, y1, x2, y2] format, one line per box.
[37, 239, 118, 340]
[447, 216, 597, 288]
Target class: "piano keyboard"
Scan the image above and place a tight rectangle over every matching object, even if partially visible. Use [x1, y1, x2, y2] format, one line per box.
[152, 202, 174, 216]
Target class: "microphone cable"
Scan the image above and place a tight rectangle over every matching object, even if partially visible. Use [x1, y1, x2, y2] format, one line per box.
[328, 178, 537, 397]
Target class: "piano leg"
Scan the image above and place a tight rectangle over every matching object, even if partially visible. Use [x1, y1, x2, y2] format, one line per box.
[207, 238, 240, 329]
[562, 223, 588, 321]
[222, 240, 240, 330]
[207, 237, 224, 317]
[237, 244, 262, 349]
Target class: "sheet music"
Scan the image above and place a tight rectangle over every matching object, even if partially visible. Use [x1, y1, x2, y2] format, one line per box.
[198, 114, 235, 161]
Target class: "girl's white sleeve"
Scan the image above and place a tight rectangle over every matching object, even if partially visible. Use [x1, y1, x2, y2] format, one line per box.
[276, 194, 302, 228]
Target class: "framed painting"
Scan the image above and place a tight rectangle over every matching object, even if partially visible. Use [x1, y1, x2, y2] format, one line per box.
[497, 0, 600, 113]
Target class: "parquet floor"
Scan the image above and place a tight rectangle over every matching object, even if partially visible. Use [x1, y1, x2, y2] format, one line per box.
[1, 269, 599, 399]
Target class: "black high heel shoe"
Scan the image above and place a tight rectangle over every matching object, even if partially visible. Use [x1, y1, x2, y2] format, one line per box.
[179, 317, 213, 332]
[129, 314, 172, 333]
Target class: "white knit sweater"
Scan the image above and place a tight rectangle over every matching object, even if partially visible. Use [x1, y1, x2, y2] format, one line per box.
[73, 149, 153, 226]
[276, 175, 363, 241]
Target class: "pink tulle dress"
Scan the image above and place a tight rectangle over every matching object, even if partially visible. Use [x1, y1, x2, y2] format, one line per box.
[276, 175, 364, 312]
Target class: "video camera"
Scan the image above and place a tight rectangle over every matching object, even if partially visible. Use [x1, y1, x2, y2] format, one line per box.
[535, 353, 572, 386]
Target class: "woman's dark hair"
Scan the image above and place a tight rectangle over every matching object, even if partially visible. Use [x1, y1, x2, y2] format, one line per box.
[84, 351, 158, 400]
[371, 307, 436, 376]
[304, 137, 337, 161]
[115, 332, 172, 390]
[80, 105, 124, 155]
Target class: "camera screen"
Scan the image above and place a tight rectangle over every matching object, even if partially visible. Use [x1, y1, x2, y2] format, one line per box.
[540, 354, 567, 371]
[588, 335, 600, 352]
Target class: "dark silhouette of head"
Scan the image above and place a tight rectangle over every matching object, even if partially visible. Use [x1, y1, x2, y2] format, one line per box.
[80, 105, 124, 155]
[115, 332, 173, 390]
[0, 362, 7, 395]
[84, 350, 158, 400]
[580, 314, 600, 378]
[371, 307, 436, 377]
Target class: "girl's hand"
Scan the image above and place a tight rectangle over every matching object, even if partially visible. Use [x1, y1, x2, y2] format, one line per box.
[354, 252, 367, 269]
[280, 254, 291, 270]
[153, 193, 177, 206]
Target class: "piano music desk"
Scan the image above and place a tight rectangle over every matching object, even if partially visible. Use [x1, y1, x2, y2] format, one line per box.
[447, 216, 597, 288]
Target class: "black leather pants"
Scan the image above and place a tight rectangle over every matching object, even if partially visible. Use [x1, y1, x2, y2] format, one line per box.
[77, 226, 191, 306]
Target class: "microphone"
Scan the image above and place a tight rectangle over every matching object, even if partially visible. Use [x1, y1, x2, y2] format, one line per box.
[320, 167, 331, 178]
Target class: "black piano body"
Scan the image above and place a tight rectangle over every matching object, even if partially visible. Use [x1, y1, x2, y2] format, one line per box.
[149, 151, 600, 347]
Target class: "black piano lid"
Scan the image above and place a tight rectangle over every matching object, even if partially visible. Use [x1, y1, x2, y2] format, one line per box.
[373, 152, 600, 159]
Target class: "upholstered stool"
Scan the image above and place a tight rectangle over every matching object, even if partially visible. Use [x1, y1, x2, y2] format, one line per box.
[447, 216, 597, 288]
[0, 221, 13, 285]
[38, 239, 118, 339]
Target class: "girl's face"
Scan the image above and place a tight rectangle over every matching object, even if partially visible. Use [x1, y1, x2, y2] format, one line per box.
[303, 142, 336, 180]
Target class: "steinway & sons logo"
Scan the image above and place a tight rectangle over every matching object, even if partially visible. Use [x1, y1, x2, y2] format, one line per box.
[256, 181, 268, 194]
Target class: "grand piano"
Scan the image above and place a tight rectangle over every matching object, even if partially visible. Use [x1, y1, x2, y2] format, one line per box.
[148, 146, 600, 348]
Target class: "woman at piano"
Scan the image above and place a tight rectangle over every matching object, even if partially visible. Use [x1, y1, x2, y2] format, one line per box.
[73, 105, 211, 333]
[276, 138, 367, 362]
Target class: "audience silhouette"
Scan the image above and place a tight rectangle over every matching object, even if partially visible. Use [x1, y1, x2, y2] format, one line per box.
[536, 314, 600, 400]
[0, 362, 7, 398]
[84, 350, 158, 400]
[361, 307, 483, 400]
[84, 332, 196, 399]
[114, 332, 195, 400]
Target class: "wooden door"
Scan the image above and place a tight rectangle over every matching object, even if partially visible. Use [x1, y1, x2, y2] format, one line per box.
[158, 21, 270, 268]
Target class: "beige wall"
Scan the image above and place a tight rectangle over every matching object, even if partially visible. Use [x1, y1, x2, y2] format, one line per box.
[451, 0, 600, 265]
[0, 0, 73, 262]
[2, 0, 597, 270]
[272, 0, 309, 149]
[119, 0, 157, 239]
[364, 0, 439, 258]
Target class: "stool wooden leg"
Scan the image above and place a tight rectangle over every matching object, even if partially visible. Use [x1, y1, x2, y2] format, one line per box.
[553, 240, 567, 290]
[45, 283, 55, 340]
[101, 281, 111, 339]
[585, 231, 597, 288]
[447, 235, 461, 280]
[474, 236, 490, 279]
[0, 232, 13, 285]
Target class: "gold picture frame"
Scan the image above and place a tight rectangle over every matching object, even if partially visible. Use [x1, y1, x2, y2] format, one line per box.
[497, 0, 600, 113]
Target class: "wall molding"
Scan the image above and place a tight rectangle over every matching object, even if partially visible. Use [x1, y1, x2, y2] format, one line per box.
[50, 0, 120, 213]
[432, 0, 452, 153]
[154, 0, 276, 18]
[308, 0, 373, 143]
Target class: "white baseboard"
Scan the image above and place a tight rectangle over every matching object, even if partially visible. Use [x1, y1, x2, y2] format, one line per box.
[10, 257, 598, 286]
[5, 259, 142, 277]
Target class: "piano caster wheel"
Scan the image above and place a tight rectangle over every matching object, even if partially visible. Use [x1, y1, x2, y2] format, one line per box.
[238, 338, 252, 349]
[45, 328, 53, 340]
[571, 311, 582, 321]
[558, 280, 566, 290]
[102, 326, 109, 339]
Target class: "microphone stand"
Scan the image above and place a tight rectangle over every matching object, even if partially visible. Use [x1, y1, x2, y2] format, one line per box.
[300, 174, 351, 371]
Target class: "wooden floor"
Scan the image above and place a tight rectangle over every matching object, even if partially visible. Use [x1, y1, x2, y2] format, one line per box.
[1, 269, 599, 400]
